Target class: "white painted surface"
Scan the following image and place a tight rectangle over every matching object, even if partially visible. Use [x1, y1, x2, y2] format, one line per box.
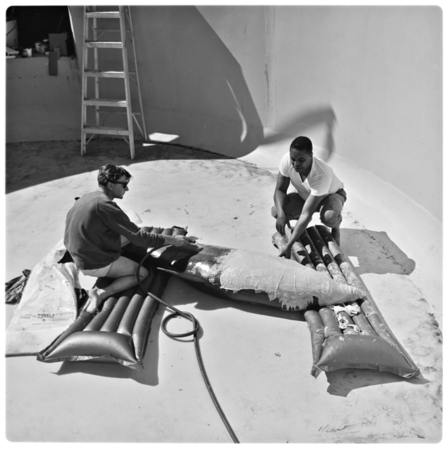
[4, 4, 442, 445]
[6, 6, 441, 219]
[4, 140, 442, 444]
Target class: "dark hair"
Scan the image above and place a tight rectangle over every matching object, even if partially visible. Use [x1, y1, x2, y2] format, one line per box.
[290, 136, 313, 154]
[98, 164, 132, 187]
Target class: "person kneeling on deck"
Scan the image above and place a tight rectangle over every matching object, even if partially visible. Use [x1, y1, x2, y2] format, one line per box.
[64, 164, 197, 314]
[272, 136, 347, 257]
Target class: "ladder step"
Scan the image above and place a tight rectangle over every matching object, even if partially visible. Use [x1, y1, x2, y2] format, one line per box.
[94, 110, 142, 116]
[90, 28, 123, 33]
[83, 98, 129, 107]
[85, 41, 124, 49]
[84, 126, 130, 136]
[86, 11, 121, 19]
[84, 70, 130, 78]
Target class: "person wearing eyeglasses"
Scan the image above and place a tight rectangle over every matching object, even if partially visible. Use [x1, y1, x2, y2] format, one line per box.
[64, 164, 197, 313]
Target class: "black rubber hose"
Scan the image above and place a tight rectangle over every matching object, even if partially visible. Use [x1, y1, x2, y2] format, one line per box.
[137, 250, 240, 444]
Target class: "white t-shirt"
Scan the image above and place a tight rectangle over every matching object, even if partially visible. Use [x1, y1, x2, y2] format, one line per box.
[279, 152, 344, 200]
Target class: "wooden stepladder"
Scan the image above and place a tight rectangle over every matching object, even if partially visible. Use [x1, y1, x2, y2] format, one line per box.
[81, 6, 146, 159]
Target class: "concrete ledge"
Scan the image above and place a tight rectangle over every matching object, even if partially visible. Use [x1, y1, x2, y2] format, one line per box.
[6, 56, 82, 142]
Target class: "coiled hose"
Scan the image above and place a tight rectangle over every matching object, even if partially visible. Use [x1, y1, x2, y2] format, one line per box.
[137, 251, 240, 444]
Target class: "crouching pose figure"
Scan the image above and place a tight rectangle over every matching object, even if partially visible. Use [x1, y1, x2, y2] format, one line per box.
[64, 164, 196, 313]
[272, 136, 347, 257]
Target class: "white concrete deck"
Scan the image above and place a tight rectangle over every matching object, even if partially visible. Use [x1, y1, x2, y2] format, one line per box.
[4, 138, 443, 445]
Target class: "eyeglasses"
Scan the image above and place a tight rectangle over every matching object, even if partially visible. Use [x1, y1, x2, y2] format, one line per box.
[112, 180, 129, 188]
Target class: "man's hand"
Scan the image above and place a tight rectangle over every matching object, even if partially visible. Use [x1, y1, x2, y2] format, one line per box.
[275, 211, 291, 236]
[170, 235, 199, 247]
[278, 243, 292, 259]
[84, 288, 102, 314]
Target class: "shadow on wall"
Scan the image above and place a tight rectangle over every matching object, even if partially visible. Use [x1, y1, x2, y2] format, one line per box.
[263, 107, 337, 162]
[67, 5, 264, 155]
[133, 7, 340, 160]
[110, 6, 336, 160]
[341, 228, 416, 276]
[128, 6, 264, 156]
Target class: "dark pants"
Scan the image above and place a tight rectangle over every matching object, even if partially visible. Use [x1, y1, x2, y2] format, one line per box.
[271, 188, 347, 228]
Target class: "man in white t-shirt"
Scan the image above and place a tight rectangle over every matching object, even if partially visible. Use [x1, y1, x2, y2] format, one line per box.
[271, 136, 347, 257]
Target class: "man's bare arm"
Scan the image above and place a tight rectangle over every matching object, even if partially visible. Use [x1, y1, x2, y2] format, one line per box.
[274, 173, 291, 235]
[278, 194, 324, 257]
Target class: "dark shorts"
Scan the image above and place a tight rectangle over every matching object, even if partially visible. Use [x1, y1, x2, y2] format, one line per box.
[271, 188, 347, 228]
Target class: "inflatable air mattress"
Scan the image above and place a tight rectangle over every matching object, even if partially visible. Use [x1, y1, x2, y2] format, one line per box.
[273, 225, 420, 379]
[36, 226, 181, 369]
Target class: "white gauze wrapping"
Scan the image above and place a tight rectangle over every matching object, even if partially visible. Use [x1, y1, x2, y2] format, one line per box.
[212, 249, 364, 310]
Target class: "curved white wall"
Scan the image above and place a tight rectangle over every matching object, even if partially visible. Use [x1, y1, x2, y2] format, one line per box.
[9, 6, 442, 221]
[128, 5, 441, 220]
[271, 6, 442, 221]
[194, 6, 442, 220]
